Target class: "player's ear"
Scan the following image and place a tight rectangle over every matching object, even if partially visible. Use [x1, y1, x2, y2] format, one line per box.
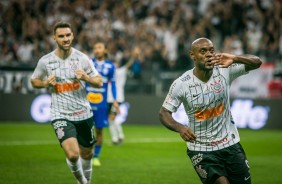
[189, 51, 195, 61]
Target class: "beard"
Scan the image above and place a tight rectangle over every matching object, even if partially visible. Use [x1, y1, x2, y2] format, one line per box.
[198, 60, 214, 71]
[57, 41, 72, 51]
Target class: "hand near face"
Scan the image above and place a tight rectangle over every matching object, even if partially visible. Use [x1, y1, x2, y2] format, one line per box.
[211, 53, 235, 68]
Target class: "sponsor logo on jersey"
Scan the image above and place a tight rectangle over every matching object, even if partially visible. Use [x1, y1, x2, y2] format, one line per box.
[210, 137, 228, 146]
[191, 153, 203, 166]
[87, 92, 103, 104]
[189, 83, 201, 88]
[180, 74, 191, 82]
[195, 103, 224, 121]
[49, 60, 57, 64]
[194, 136, 228, 147]
[73, 110, 87, 116]
[56, 127, 65, 139]
[54, 81, 80, 93]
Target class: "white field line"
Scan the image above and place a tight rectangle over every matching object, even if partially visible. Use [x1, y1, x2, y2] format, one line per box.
[0, 137, 182, 146]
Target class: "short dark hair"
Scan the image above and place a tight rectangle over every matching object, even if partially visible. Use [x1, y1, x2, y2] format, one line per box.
[53, 21, 72, 35]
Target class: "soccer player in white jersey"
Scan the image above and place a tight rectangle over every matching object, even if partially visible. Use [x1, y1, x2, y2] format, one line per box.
[107, 47, 138, 144]
[30, 21, 102, 184]
[159, 38, 262, 184]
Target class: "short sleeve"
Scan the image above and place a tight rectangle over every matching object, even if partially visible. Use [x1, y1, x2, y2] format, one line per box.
[31, 59, 47, 79]
[228, 63, 248, 83]
[84, 57, 99, 78]
[162, 79, 183, 113]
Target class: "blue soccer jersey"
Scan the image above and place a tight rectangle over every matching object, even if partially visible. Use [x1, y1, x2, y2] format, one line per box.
[86, 58, 117, 109]
[86, 58, 117, 128]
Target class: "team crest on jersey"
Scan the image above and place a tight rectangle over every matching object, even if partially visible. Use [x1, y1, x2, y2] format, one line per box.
[196, 165, 208, 179]
[210, 80, 223, 93]
[69, 60, 79, 72]
[56, 128, 65, 139]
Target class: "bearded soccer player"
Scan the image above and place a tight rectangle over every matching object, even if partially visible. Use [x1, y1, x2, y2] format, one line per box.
[30, 21, 102, 184]
[159, 38, 262, 184]
[86, 42, 120, 166]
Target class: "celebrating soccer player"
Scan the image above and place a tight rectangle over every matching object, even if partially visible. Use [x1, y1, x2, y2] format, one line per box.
[30, 21, 102, 184]
[159, 38, 262, 184]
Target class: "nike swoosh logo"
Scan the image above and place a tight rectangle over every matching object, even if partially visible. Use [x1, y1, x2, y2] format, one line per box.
[192, 94, 200, 97]
[244, 175, 251, 181]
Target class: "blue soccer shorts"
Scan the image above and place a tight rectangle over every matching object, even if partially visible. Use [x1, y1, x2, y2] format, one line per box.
[93, 108, 109, 128]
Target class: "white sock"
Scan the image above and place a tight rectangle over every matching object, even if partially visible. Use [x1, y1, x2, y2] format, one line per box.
[66, 158, 87, 184]
[115, 121, 124, 140]
[109, 119, 119, 143]
[81, 158, 92, 183]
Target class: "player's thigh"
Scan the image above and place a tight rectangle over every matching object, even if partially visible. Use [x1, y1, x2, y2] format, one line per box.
[61, 137, 80, 160]
[75, 117, 96, 148]
[225, 143, 251, 184]
[51, 119, 80, 160]
[214, 176, 230, 184]
[93, 108, 108, 128]
[51, 119, 77, 145]
[187, 149, 227, 184]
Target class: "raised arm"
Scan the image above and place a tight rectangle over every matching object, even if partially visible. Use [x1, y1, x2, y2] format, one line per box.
[213, 53, 262, 72]
[124, 47, 141, 69]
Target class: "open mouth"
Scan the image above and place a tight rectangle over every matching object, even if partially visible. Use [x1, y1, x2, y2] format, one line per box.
[206, 59, 212, 63]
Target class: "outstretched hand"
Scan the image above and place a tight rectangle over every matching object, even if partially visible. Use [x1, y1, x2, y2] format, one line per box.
[211, 53, 236, 68]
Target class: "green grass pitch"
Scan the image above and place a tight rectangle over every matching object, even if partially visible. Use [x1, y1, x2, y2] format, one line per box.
[0, 123, 282, 184]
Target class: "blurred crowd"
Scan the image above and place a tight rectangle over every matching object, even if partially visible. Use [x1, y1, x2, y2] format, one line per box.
[0, 0, 282, 72]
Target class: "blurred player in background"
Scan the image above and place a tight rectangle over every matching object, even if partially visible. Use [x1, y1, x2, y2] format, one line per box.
[159, 38, 262, 184]
[30, 21, 102, 184]
[86, 42, 119, 166]
[107, 47, 140, 144]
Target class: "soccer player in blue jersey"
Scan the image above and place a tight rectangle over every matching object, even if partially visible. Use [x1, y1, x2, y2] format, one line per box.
[86, 42, 120, 166]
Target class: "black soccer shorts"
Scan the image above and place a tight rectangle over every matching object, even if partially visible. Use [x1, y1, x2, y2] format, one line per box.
[187, 143, 251, 184]
[51, 117, 96, 148]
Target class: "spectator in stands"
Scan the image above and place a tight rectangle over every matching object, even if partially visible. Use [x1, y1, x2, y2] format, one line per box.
[0, 0, 281, 77]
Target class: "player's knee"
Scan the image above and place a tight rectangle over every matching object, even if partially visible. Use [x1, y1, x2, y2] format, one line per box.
[81, 149, 94, 160]
[66, 151, 80, 162]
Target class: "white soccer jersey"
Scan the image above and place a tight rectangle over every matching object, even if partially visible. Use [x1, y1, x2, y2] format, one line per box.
[31, 48, 99, 121]
[162, 64, 248, 151]
[107, 66, 127, 103]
